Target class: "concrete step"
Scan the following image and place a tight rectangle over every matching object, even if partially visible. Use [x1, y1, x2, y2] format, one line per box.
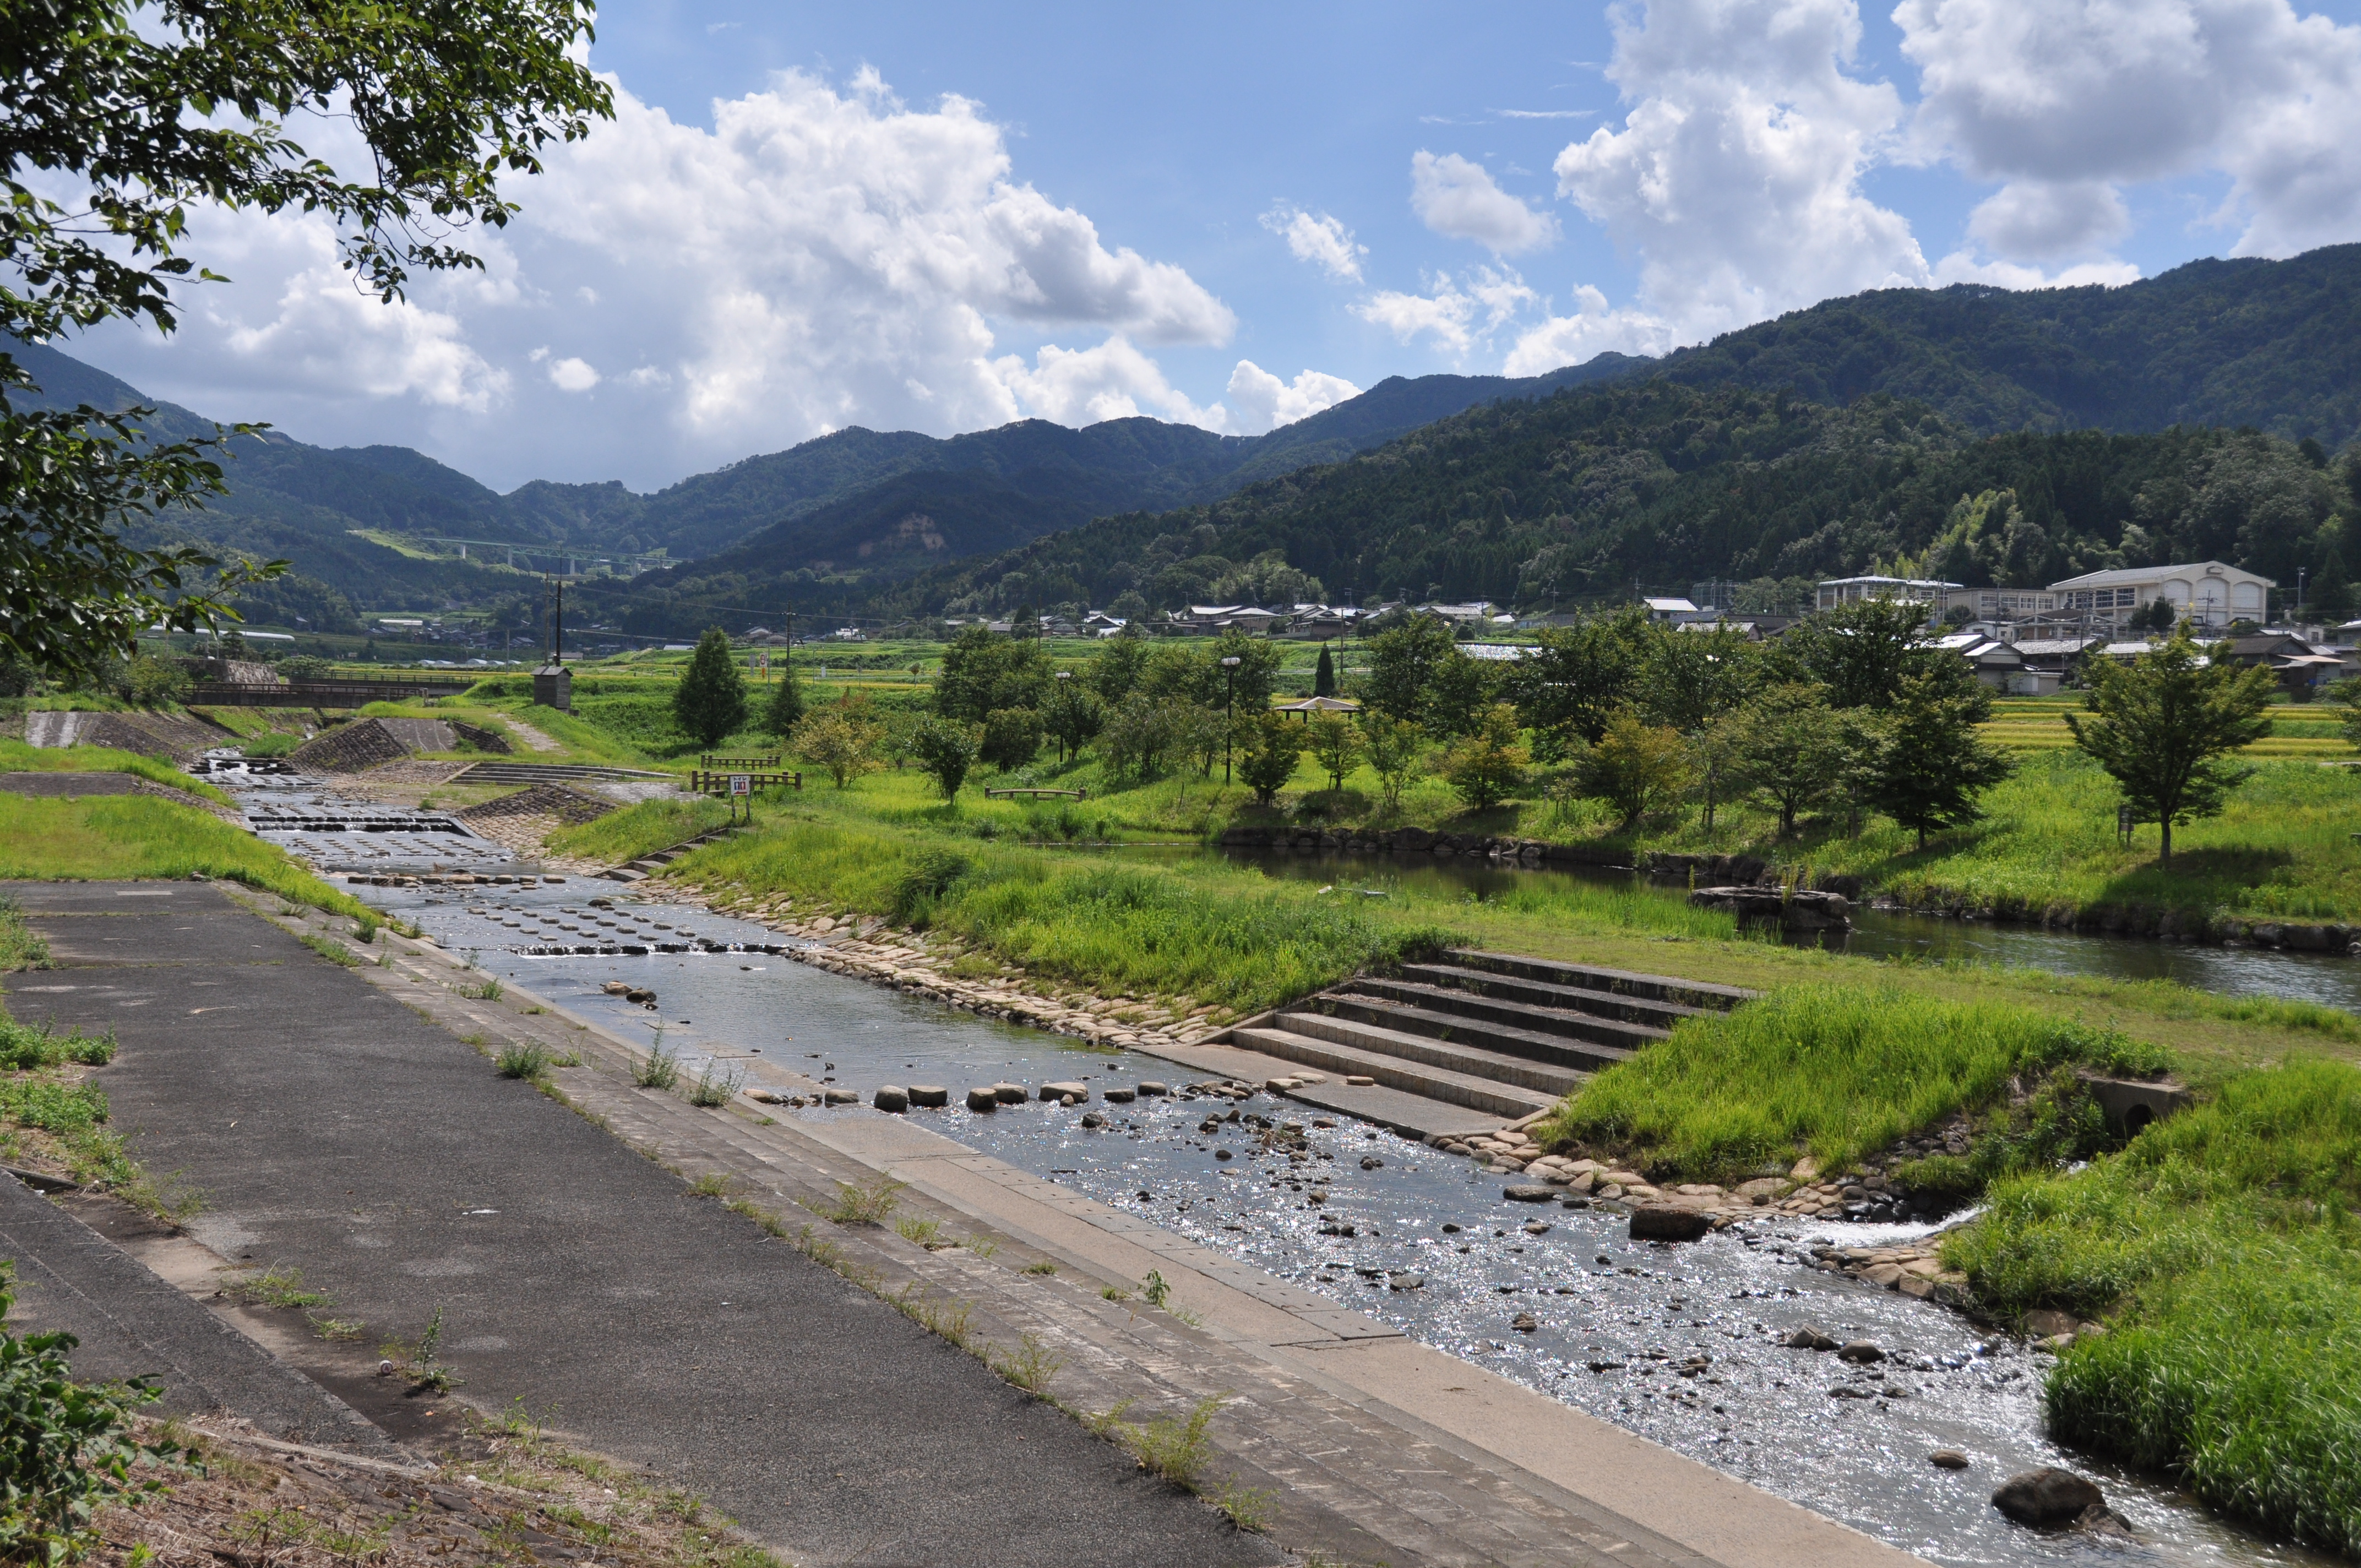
[453, 761, 673, 784]
[1395, 962, 1708, 1031]
[1339, 977, 1672, 1056]
[1445, 949, 1754, 1012]
[1309, 993, 1639, 1074]
[1243, 1016, 1577, 1112]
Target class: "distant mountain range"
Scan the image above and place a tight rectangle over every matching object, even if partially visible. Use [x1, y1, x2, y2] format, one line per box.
[14, 242, 2361, 631]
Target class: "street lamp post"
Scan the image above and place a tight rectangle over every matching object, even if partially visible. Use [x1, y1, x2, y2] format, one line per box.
[1220, 654, 1242, 784]
[1054, 668, 1071, 762]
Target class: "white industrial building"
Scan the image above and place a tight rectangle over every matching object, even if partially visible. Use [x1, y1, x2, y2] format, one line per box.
[2043, 561, 2272, 630]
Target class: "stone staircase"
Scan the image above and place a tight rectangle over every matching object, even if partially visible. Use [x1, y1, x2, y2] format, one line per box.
[601, 823, 747, 882]
[1229, 950, 1753, 1121]
[452, 760, 674, 785]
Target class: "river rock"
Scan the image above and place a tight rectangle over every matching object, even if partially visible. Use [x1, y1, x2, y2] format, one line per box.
[2021, 1308, 2078, 1339]
[1629, 1206, 1712, 1241]
[907, 1085, 949, 1108]
[1503, 1184, 1557, 1203]
[1137, 1081, 1168, 1096]
[1929, 1450, 1970, 1470]
[1040, 1081, 1090, 1103]
[1214, 1148, 1232, 1160]
[1388, 1272, 1425, 1290]
[1688, 885, 1852, 930]
[1511, 1312, 1538, 1332]
[873, 1085, 909, 1113]
[965, 1087, 999, 1112]
[1783, 1326, 1839, 1351]
[1837, 1341, 1885, 1364]
[1103, 1087, 1136, 1103]
[1080, 1112, 1106, 1129]
[821, 1087, 858, 1106]
[1991, 1469, 2107, 1527]
[992, 1082, 1028, 1104]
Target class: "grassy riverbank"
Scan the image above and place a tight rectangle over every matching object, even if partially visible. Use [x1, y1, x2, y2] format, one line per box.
[0, 792, 365, 918]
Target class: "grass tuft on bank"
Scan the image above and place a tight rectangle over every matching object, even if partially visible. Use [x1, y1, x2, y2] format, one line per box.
[1946, 1058, 2361, 1556]
[0, 793, 366, 919]
[1541, 984, 2169, 1182]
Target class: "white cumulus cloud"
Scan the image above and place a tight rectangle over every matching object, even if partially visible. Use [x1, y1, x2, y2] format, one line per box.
[1410, 151, 1560, 254]
[1261, 206, 1367, 281]
[991, 336, 1220, 429]
[1223, 360, 1361, 433]
[546, 356, 600, 393]
[1897, 0, 2361, 259]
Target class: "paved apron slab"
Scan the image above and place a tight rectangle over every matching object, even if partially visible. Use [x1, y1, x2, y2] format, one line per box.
[5, 881, 1276, 1568]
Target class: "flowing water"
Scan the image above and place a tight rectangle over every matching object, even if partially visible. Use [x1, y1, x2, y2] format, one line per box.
[213, 760, 2341, 1568]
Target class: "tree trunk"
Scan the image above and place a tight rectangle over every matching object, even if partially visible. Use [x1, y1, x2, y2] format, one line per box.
[2159, 818, 2172, 865]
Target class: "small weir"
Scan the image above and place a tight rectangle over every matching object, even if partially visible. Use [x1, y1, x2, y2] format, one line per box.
[205, 757, 2337, 1568]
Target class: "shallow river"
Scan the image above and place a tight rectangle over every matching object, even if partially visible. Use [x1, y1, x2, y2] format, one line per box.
[219, 764, 2336, 1568]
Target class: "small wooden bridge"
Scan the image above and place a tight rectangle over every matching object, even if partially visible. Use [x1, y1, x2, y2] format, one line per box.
[984, 787, 1089, 801]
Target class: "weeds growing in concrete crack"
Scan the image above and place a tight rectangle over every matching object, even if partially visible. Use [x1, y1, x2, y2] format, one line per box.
[496, 1041, 551, 1080]
[1094, 1395, 1228, 1487]
[308, 1315, 365, 1342]
[383, 1305, 458, 1395]
[688, 1172, 730, 1198]
[686, 1059, 743, 1108]
[461, 977, 504, 1001]
[1022, 1259, 1056, 1276]
[226, 1265, 328, 1310]
[967, 1237, 998, 1260]
[988, 1333, 1065, 1398]
[1100, 1285, 1131, 1303]
[890, 1285, 977, 1349]
[635, 1030, 681, 1091]
[1141, 1269, 1172, 1309]
[1209, 1477, 1277, 1533]
[298, 933, 358, 968]
[812, 1173, 905, 1226]
[894, 1215, 944, 1248]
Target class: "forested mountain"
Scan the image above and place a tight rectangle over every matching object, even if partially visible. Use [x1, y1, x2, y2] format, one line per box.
[15, 242, 2361, 632]
[1646, 246, 2361, 447]
[609, 380, 2355, 634]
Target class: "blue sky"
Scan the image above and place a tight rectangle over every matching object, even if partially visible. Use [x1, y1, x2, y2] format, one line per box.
[61, 0, 2361, 493]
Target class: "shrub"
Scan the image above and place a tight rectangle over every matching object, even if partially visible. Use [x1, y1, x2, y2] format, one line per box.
[1439, 702, 1528, 810]
[0, 1265, 179, 1561]
[980, 707, 1043, 770]
[910, 718, 982, 799]
[1574, 708, 1690, 829]
[1236, 712, 1300, 804]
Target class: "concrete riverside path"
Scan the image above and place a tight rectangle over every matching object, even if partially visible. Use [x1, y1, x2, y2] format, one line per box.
[5, 882, 1275, 1568]
[6, 880, 1932, 1568]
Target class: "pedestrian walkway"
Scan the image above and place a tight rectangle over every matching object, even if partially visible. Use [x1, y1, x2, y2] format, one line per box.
[6, 882, 1276, 1568]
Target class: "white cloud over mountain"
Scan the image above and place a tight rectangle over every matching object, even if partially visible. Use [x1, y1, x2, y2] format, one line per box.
[1408, 153, 1559, 255]
[70, 66, 1293, 484]
[1263, 206, 1368, 281]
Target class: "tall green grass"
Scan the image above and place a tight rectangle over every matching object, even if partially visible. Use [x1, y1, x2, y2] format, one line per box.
[545, 796, 733, 865]
[0, 739, 233, 807]
[0, 794, 366, 918]
[1543, 983, 2168, 1180]
[1946, 1059, 2361, 1555]
[679, 813, 1739, 1011]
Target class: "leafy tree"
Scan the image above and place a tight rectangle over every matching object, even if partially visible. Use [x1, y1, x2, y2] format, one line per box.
[1868, 671, 2014, 849]
[1100, 695, 1179, 781]
[1689, 712, 1743, 835]
[980, 706, 1043, 770]
[1178, 705, 1228, 778]
[1043, 676, 1102, 761]
[1, 0, 608, 679]
[1640, 625, 1758, 732]
[1362, 614, 1457, 723]
[118, 654, 189, 706]
[793, 705, 884, 789]
[2066, 633, 2276, 863]
[1362, 713, 1426, 811]
[2308, 545, 2352, 625]
[910, 717, 982, 799]
[1212, 629, 1283, 712]
[935, 625, 1048, 721]
[2135, 597, 2180, 635]
[1507, 606, 1649, 753]
[1091, 629, 1149, 706]
[1439, 702, 1529, 811]
[1575, 709, 1691, 830]
[761, 658, 806, 738]
[672, 627, 748, 747]
[1423, 647, 1499, 739]
[1236, 712, 1302, 805]
[1305, 711, 1363, 791]
[1726, 683, 1847, 835]
[1313, 643, 1337, 698]
[1777, 597, 1934, 710]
